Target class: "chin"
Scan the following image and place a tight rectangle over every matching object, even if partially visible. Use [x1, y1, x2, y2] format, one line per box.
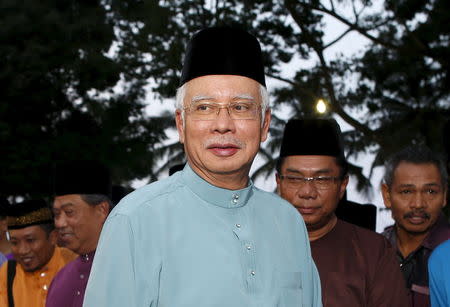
[402, 223, 432, 235]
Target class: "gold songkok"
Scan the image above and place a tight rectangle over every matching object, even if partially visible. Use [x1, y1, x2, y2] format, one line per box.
[4, 199, 53, 229]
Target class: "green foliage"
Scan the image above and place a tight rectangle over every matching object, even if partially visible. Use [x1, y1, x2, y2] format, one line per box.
[2, 0, 449, 206]
[124, 0, 449, 199]
[0, 0, 170, 199]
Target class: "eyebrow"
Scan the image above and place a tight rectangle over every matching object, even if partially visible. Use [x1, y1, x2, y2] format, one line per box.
[398, 183, 441, 188]
[53, 203, 75, 211]
[190, 94, 256, 103]
[284, 168, 333, 175]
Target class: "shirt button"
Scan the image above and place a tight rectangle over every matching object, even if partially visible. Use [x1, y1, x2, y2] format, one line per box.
[80, 274, 85, 279]
[77, 291, 81, 296]
[40, 272, 46, 277]
[250, 271, 256, 276]
[43, 285, 48, 290]
[235, 224, 241, 228]
[246, 245, 251, 250]
[232, 199, 238, 204]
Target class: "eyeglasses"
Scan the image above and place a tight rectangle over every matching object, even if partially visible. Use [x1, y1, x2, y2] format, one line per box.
[184, 102, 260, 120]
[279, 175, 342, 190]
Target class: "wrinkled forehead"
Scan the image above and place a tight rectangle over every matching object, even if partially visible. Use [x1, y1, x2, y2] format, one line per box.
[184, 75, 261, 105]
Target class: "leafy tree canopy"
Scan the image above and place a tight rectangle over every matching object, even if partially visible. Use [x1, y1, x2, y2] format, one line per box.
[127, 0, 449, 196]
[2, 0, 449, 206]
[0, 0, 172, 199]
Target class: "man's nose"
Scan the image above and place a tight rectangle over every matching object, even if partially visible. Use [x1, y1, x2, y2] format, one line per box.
[297, 181, 319, 199]
[17, 242, 30, 255]
[410, 192, 426, 209]
[54, 215, 67, 229]
[213, 107, 236, 133]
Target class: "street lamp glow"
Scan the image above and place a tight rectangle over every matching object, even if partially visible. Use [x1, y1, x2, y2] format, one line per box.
[316, 99, 327, 114]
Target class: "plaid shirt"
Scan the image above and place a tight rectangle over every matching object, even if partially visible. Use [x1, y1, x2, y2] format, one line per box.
[383, 214, 450, 307]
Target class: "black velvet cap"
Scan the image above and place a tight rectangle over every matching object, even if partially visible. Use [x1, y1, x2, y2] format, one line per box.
[280, 118, 345, 158]
[53, 160, 112, 198]
[3, 199, 53, 229]
[180, 27, 266, 87]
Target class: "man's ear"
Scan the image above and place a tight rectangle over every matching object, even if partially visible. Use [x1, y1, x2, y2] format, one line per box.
[381, 183, 392, 209]
[175, 109, 185, 144]
[96, 201, 110, 222]
[338, 176, 349, 200]
[275, 173, 281, 194]
[49, 229, 58, 245]
[442, 188, 447, 209]
[260, 108, 271, 142]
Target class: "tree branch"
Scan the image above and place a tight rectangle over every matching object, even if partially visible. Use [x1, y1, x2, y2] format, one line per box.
[323, 27, 353, 49]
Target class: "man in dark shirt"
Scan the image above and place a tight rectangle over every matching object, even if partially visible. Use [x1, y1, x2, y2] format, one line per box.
[276, 118, 410, 307]
[382, 145, 450, 307]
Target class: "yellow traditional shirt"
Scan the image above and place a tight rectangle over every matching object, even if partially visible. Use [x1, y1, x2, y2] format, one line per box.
[0, 247, 76, 307]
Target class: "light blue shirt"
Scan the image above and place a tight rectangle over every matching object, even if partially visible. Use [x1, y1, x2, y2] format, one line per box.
[428, 239, 450, 307]
[83, 165, 322, 307]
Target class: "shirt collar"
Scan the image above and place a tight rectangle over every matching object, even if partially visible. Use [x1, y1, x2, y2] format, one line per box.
[422, 214, 450, 250]
[80, 250, 96, 263]
[385, 213, 450, 251]
[182, 164, 253, 209]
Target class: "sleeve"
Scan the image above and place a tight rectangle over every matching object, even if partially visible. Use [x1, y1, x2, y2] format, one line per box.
[428, 244, 448, 307]
[82, 213, 161, 307]
[0, 263, 8, 307]
[367, 238, 410, 307]
[309, 259, 322, 307]
[297, 216, 322, 307]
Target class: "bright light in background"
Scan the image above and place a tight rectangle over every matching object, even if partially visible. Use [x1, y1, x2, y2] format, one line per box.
[316, 99, 327, 114]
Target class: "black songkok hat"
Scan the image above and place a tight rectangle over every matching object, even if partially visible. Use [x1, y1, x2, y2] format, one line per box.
[3, 199, 53, 229]
[280, 118, 345, 158]
[180, 27, 266, 87]
[53, 160, 112, 198]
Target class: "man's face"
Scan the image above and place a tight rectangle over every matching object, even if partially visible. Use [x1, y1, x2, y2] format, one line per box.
[276, 155, 348, 231]
[53, 194, 108, 255]
[176, 75, 270, 183]
[382, 162, 447, 235]
[8, 225, 56, 272]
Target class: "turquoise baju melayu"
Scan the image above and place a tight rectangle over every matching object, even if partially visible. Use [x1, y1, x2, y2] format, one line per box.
[83, 165, 322, 307]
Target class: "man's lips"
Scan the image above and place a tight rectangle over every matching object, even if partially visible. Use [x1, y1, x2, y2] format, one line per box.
[20, 256, 33, 264]
[404, 212, 430, 225]
[295, 206, 320, 215]
[59, 232, 74, 239]
[207, 143, 240, 156]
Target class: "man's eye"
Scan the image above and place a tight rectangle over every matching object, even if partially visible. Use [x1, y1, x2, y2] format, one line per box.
[65, 210, 74, 216]
[315, 177, 331, 183]
[426, 189, 438, 194]
[400, 190, 412, 194]
[194, 104, 214, 112]
[286, 176, 302, 182]
[232, 103, 250, 112]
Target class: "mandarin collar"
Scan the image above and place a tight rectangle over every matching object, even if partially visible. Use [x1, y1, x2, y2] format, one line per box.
[80, 250, 96, 263]
[182, 164, 253, 209]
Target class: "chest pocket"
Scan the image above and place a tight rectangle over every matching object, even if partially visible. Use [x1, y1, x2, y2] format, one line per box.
[275, 271, 303, 307]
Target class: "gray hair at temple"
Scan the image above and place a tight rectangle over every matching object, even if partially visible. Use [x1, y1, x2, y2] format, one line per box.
[175, 83, 270, 126]
[383, 145, 448, 188]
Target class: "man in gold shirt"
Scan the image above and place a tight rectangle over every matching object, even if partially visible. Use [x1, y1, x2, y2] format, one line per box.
[0, 199, 76, 307]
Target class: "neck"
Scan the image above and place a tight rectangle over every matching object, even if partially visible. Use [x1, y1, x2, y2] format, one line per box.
[190, 163, 250, 190]
[308, 215, 337, 242]
[395, 225, 429, 258]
